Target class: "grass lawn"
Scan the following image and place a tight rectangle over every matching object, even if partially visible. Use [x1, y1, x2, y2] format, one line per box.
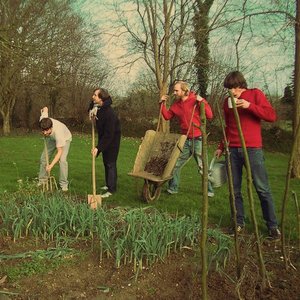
[0, 132, 299, 238]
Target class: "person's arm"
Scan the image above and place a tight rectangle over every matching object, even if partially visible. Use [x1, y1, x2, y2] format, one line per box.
[46, 147, 63, 172]
[237, 89, 276, 122]
[40, 107, 49, 121]
[159, 95, 175, 120]
[196, 95, 213, 120]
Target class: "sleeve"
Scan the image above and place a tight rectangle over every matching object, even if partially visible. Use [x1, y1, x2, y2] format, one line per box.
[247, 89, 276, 122]
[198, 99, 213, 120]
[161, 103, 175, 120]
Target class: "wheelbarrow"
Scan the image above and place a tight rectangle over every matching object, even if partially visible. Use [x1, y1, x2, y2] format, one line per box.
[128, 129, 187, 202]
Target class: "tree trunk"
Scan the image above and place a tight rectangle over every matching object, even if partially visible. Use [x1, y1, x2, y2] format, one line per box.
[293, 0, 300, 178]
[1, 110, 11, 135]
[193, 0, 214, 98]
[158, 84, 170, 133]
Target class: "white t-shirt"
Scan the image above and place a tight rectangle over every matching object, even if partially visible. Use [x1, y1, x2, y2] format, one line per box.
[40, 112, 72, 147]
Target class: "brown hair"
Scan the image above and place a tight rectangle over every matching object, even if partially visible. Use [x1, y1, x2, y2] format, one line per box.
[94, 88, 110, 101]
[223, 71, 248, 89]
[40, 118, 53, 131]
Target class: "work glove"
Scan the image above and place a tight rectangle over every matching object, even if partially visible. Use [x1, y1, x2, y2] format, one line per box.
[89, 106, 98, 120]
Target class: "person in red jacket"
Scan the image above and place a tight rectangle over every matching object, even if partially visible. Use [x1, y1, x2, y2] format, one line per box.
[160, 80, 214, 197]
[215, 71, 280, 239]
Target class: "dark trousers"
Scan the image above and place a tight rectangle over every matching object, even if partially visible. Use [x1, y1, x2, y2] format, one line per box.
[102, 138, 120, 193]
[103, 161, 117, 193]
[229, 147, 278, 230]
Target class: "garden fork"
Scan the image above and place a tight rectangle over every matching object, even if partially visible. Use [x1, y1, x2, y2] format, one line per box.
[42, 138, 58, 192]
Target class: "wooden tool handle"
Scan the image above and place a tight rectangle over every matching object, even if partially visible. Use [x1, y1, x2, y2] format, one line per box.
[44, 138, 50, 177]
[92, 120, 97, 197]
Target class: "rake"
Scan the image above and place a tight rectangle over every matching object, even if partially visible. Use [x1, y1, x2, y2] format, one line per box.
[42, 138, 58, 192]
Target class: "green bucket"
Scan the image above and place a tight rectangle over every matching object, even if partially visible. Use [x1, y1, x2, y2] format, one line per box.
[209, 157, 227, 188]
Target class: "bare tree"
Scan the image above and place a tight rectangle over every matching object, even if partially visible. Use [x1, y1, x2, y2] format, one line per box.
[114, 0, 195, 132]
[0, 0, 108, 135]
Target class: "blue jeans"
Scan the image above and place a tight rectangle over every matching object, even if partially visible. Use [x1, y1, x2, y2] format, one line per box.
[229, 147, 278, 229]
[168, 138, 214, 194]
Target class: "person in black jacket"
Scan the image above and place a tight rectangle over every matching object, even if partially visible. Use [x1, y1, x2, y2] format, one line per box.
[89, 88, 121, 198]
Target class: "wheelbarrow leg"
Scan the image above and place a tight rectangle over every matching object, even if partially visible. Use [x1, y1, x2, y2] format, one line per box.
[142, 180, 162, 203]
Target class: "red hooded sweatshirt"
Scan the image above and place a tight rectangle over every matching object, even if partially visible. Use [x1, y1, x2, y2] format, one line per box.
[218, 88, 276, 151]
[161, 92, 213, 139]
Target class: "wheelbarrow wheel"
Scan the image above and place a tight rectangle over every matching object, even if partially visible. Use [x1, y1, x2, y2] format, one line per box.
[142, 181, 162, 203]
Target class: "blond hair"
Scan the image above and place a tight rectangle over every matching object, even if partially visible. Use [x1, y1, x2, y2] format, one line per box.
[174, 80, 189, 96]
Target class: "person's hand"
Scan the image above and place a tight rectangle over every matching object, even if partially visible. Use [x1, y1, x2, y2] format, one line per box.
[196, 95, 204, 102]
[159, 95, 169, 103]
[235, 98, 250, 109]
[46, 164, 53, 173]
[215, 149, 223, 158]
[89, 106, 98, 120]
[91, 147, 98, 157]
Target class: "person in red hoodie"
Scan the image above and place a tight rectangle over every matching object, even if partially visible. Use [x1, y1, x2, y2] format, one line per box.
[160, 80, 214, 197]
[215, 71, 280, 239]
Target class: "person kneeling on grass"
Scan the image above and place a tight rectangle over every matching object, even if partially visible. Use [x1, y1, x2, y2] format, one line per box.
[38, 107, 72, 192]
[215, 71, 281, 240]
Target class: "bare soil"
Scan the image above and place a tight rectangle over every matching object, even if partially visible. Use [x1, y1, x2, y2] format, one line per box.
[144, 141, 175, 176]
[0, 233, 299, 300]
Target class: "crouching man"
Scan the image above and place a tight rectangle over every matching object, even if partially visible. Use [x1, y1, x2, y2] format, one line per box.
[38, 107, 72, 191]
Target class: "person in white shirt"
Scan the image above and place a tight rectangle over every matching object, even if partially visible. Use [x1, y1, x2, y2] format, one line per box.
[38, 107, 72, 191]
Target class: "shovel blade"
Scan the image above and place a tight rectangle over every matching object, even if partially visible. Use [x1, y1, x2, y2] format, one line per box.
[88, 194, 102, 209]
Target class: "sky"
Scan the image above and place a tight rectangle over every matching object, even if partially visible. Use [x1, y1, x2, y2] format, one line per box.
[74, 0, 294, 97]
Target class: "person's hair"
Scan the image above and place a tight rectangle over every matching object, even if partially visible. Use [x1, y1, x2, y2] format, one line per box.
[94, 88, 110, 101]
[40, 118, 53, 131]
[223, 71, 248, 89]
[174, 80, 190, 96]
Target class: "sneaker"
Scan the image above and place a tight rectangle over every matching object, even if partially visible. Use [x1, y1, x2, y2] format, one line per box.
[229, 225, 244, 236]
[61, 186, 68, 192]
[268, 228, 281, 240]
[208, 192, 214, 198]
[100, 186, 108, 191]
[101, 191, 112, 198]
[167, 189, 178, 195]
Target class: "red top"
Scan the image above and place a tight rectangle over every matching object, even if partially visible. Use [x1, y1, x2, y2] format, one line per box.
[218, 88, 276, 151]
[161, 91, 213, 139]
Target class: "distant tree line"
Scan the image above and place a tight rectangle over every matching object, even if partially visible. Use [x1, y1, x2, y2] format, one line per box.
[0, 0, 108, 135]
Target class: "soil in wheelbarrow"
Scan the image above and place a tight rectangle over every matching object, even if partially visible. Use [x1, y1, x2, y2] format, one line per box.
[144, 141, 176, 176]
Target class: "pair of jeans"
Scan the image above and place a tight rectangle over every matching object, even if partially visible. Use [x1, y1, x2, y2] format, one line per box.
[39, 139, 71, 189]
[168, 138, 214, 194]
[229, 147, 278, 229]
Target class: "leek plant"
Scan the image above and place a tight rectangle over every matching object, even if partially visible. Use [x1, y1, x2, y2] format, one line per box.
[0, 191, 231, 275]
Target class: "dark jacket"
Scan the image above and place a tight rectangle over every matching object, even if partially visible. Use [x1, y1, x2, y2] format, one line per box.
[93, 100, 121, 160]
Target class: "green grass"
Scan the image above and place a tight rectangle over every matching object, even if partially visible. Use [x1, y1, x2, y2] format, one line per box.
[0, 133, 299, 237]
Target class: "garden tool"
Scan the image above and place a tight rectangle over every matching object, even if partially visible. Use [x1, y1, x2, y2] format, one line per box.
[42, 138, 58, 192]
[208, 157, 227, 188]
[88, 118, 102, 209]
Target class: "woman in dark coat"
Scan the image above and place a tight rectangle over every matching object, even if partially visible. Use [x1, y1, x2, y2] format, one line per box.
[89, 88, 121, 198]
